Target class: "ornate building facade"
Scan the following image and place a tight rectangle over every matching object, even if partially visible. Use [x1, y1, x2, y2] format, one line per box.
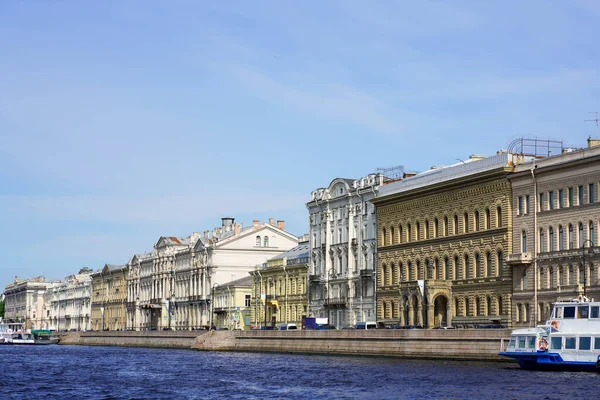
[3, 276, 58, 329]
[250, 240, 309, 329]
[508, 140, 600, 327]
[307, 174, 383, 328]
[48, 270, 92, 331]
[126, 217, 298, 330]
[91, 264, 128, 331]
[373, 153, 518, 328]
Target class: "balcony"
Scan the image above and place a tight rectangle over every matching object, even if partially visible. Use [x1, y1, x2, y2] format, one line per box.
[557, 284, 583, 294]
[360, 269, 374, 277]
[506, 252, 533, 265]
[324, 297, 347, 307]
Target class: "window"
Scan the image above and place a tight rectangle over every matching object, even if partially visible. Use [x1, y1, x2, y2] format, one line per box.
[382, 228, 387, 246]
[390, 227, 395, 244]
[474, 211, 480, 231]
[540, 228, 545, 252]
[245, 295, 251, 307]
[590, 183, 596, 203]
[399, 225, 403, 243]
[591, 221, 595, 245]
[551, 337, 562, 350]
[558, 189, 564, 208]
[444, 217, 449, 236]
[434, 218, 439, 238]
[549, 227, 555, 251]
[527, 336, 536, 349]
[497, 250, 503, 277]
[564, 306, 576, 318]
[579, 223, 584, 248]
[453, 215, 459, 234]
[568, 224, 574, 249]
[525, 195, 530, 214]
[464, 213, 469, 233]
[486, 252, 492, 277]
[522, 231, 527, 253]
[549, 191, 554, 210]
[496, 207, 502, 227]
[518, 196, 523, 215]
[539, 192, 544, 211]
[559, 225, 564, 250]
[485, 209, 491, 229]
[596, 337, 600, 350]
[464, 255, 470, 279]
[445, 256, 451, 280]
[565, 337, 576, 350]
[579, 185, 584, 205]
[416, 222, 421, 240]
[407, 224, 412, 242]
[569, 187, 574, 207]
[454, 256, 460, 280]
[264, 236, 269, 247]
[256, 236, 261, 246]
[425, 220, 430, 239]
[591, 306, 599, 319]
[476, 254, 481, 278]
[522, 269, 527, 290]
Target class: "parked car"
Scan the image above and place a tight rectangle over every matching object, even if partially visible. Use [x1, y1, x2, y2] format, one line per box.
[316, 324, 335, 330]
[279, 323, 298, 331]
[355, 322, 377, 330]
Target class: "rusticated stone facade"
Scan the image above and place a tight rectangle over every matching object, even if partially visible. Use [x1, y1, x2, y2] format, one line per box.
[373, 153, 518, 328]
[508, 142, 600, 328]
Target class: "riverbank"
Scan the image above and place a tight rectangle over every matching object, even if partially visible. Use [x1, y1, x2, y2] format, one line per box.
[60, 329, 512, 361]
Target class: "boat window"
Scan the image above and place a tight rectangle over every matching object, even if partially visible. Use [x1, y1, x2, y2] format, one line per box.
[518, 336, 526, 348]
[579, 337, 591, 351]
[577, 306, 589, 319]
[555, 307, 563, 319]
[508, 337, 516, 348]
[551, 337, 562, 350]
[527, 336, 536, 349]
[591, 306, 599, 319]
[565, 337, 576, 349]
[595, 337, 600, 350]
[563, 307, 576, 319]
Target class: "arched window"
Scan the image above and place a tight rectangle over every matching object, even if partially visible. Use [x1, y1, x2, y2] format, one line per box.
[417, 260, 423, 280]
[497, 206, 502, 227]
[391, 263, 396, 284]
[497, 250, 504, 277]
[568, 224, 574, 249]
[559, 225, 564, 250]
[445, 256, 451, 280]
[256, 236, 261, 246]
[549, 227, 555, 251]
[444, 216, 449, 236]
[569, 265, 575, 285]
[436, 258, 442, 280]
[550, 267, 555, 288]
[264, 236, 269, 247]
[391, 227, 395, 244]
[382, 302, 388, 319]
[486, 296, 492, 316]
[425, 220, 429, 239]
[416, 222, 421, 240]
[522, 268, 527, 290]
[591, 221, 595, 245]
[408, 261, 414, 280]
[464, 254, 470, 279]
[498, 296, 503, 315]
[475, 254, 482, 278]
[474, 297, 480, 316]
[485, 208, 491, 229]
[474, 211, 480, 232]
[399, 225, 403, 244]
[559, 266, 565, 286]
[486, 252, 492, 277]
[522, 230, 527, 253]
[434, 218, 439, 238]
[465, 297, 471, 316]
[382, 265, 388, 286]
[464, 213, 469, 233]
[454, 255, 460, 280]
[407, 224, 412, 242]
[540, 228, 545, 252]
[382, 228, 387, 246]
[453, 215, 459, 234]
[579, 222, 584, 248]
[399, 262, 404, 282]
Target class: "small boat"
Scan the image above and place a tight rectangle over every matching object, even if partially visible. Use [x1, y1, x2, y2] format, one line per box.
[9, 331, 36, 345]
[499, 296, 600, 371]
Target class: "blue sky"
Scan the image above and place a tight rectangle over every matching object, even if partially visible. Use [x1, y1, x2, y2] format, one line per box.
[1, 1, 599, 290]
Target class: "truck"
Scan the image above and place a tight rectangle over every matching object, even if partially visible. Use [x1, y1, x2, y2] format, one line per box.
[303, 317, 328, 330]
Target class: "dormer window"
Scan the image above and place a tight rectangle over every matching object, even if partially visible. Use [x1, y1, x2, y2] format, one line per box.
[256, 236, 261, 246]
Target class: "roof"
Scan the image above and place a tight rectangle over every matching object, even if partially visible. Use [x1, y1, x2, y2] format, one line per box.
[105, 264, 126, 271]
[159, 236, 189, 246]
[219, 275, 253, 288]
[269, 241, 310, 262]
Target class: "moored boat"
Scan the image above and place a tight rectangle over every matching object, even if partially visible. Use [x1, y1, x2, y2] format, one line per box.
[499, 296, 600, 371]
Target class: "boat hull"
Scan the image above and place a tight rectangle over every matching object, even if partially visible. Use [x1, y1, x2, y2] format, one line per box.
[499, 351, 600, 372]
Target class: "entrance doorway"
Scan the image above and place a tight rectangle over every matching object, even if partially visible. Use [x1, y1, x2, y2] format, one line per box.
[433, 296, 448, 327]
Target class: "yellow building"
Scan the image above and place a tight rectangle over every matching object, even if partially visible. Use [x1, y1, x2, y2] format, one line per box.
[251, 241, 309, 329]
[212, 276, 253, 330]
[373, 153, 517, 328]
[91, 264, 128, 331]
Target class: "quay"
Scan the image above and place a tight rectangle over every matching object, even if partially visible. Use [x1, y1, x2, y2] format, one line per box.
[59, 329, 512, 362]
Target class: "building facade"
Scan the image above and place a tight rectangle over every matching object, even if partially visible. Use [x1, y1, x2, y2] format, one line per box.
[3, 276, 58, 329]
[127, 217, 299, 331]
[508, 140, 600, 327]
[49, 271, 93, 331]
[374, 153, 518, 329]
[212, 276, 253, 330]
[91, 264, 128, 331]
[251, 240, 309, 329]
[307, 174, 383, 328]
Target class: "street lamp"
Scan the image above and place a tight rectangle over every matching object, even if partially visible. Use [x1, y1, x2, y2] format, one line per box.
[210, 283, 219, 329]
[582, 239, 598, 298]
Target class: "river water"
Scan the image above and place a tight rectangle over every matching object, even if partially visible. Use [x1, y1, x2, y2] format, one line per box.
[1, 345, 599, 399]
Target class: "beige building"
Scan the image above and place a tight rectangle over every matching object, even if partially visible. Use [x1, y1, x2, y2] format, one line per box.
[508, 139, 600, 327]
[373, 153, 519, 328]
[91, 264, 128, 331]
[251, 240, 310, 329]
[212, 276, 253, 330]
[3, 276, 58, 329]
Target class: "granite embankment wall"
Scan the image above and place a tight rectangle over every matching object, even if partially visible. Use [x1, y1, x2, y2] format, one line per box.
[59, 331, 199, 349]
[59, 329, 512, 361]
[193, 329, 511, 361]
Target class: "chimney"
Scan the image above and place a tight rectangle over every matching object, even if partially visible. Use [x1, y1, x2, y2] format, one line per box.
[277, 220, 285, 231]
[234, 223, 242, 236]
[253, 220, 259, 227]
[222, 217, 235, 232]
[203, 230, 209, 239]
[269, 218, 275, 226]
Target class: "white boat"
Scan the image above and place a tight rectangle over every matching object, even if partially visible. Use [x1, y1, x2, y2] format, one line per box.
[500, 296, 600, 371]
[0, 320, 35, 345]
[8, 331, 36, 345]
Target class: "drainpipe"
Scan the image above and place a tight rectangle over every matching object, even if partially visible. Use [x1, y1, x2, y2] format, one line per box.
[283, 265, 289, 324]
[531, 164, 538, 326]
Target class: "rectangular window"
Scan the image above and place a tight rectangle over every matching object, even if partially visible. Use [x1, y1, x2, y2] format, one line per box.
[569, 187, 574, 206]
[527, 336, 536, 349]
[525, 195, 530, 214]
[539, 193, 545, 211]
[518, 336, 526, 349]
[245, 295, 251, 307]
[590, 183, 596, 203]
[578, 306, 589, 319]
[579, 337, 591, 351]
[579, 185, 584, 205]
[518, 196, 523, 215]
[549, 191, 554, 210]
[564, 306, 576, 319]
[508, 337, 516, 349]
[551, 337, 562, 350]
[595, 337, 600, 350]
[591, 306, 599, 319]
[558, 189, 564, 208]
[565, 337, 576, 350]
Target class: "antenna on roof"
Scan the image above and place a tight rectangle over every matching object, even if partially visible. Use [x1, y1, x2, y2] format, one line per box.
[585, 112, 599, 137]
[376, 165, 404, 183]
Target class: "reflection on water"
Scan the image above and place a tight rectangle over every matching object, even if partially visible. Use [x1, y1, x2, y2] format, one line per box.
[1, 345, 599, 399]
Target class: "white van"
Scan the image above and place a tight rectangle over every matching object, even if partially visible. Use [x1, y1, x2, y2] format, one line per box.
[355, 321, 377, 330]
[279, 323, 298, 331]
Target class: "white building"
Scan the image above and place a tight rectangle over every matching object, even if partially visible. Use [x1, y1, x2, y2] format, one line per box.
[3, 276, 59, 329]
[48, 271, 93, 331]
[307, 173, 384, 328]
[127, 217, 299, 330]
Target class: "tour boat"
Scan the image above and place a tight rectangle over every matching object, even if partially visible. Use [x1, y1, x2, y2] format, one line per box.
[499, 297, 600, 371]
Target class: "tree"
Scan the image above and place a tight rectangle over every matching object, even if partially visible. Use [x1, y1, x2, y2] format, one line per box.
[0, 299, 4, 319]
